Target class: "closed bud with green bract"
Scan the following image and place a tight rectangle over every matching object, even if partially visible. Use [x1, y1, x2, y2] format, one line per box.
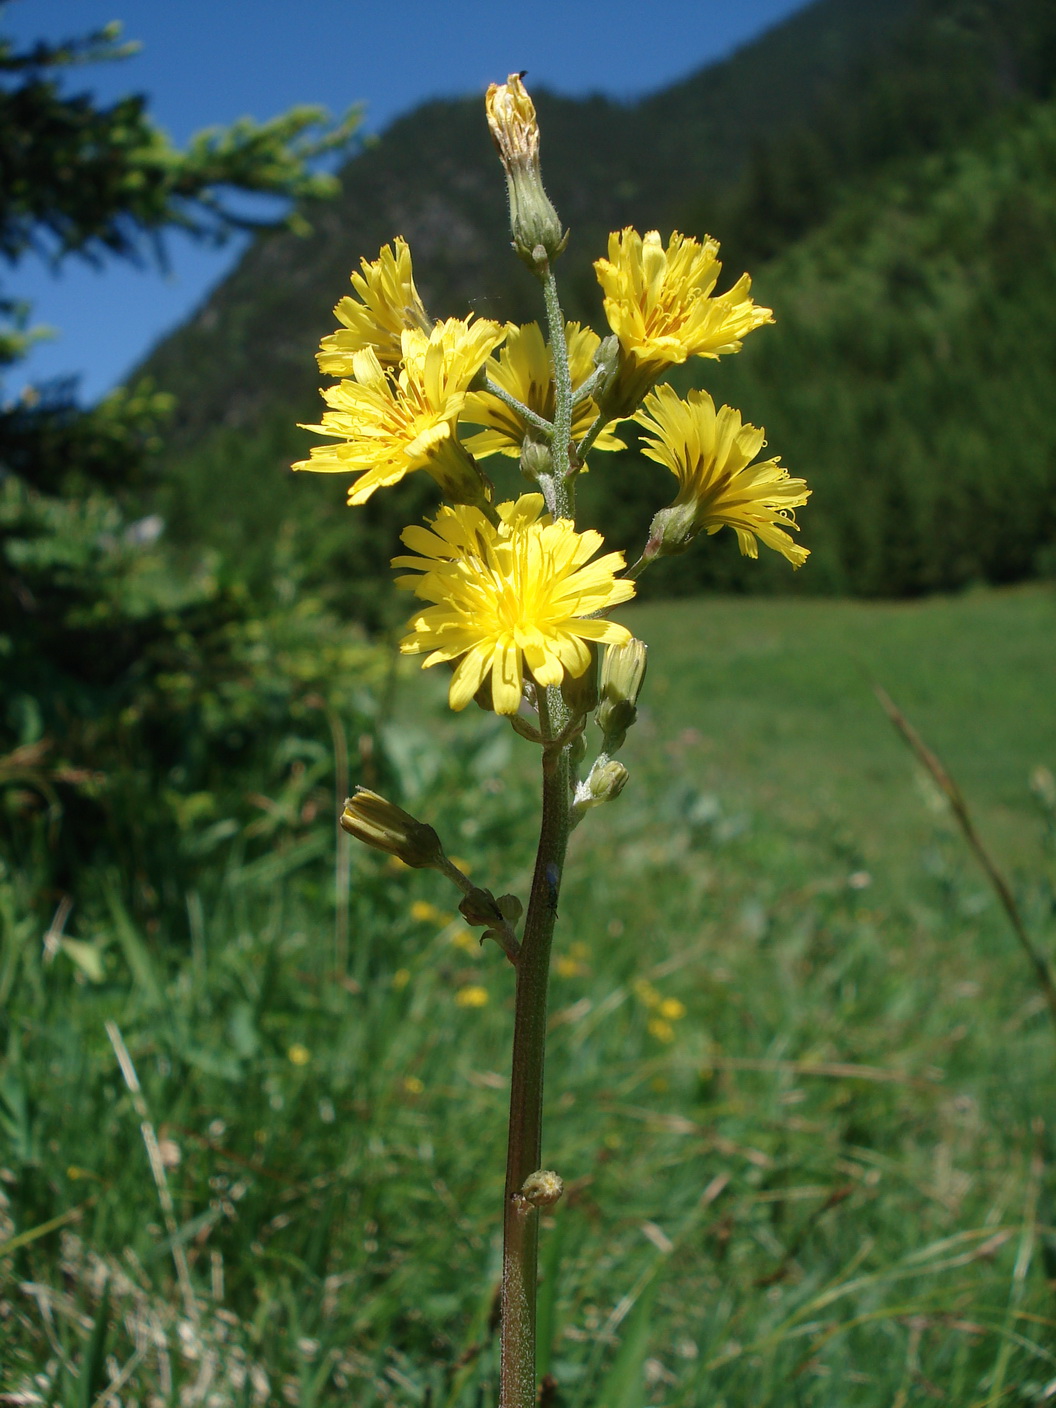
[340, 788, 445, 869]
[596, 638, 648, 752]
[486, 73, 566, 270]
[561, 642, 599, 718]
[572, 757, 629, 822]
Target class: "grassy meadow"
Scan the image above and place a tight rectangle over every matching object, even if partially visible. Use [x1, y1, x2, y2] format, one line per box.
[3, 584, 1055, 1406]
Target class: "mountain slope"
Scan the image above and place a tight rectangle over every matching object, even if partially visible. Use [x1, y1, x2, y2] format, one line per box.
[140, 0, 913, 451]
[589, 92, 1056, 598]
[139, 0, 1056, 611]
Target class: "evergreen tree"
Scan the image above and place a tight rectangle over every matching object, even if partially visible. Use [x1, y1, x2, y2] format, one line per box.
[0, 10, 362, 902]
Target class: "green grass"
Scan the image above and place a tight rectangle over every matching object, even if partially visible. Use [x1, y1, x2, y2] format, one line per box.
[2, 585, 1055, 1406]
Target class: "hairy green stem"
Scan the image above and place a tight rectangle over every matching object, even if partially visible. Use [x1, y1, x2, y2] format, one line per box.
[499, 258, 580, 1408]
[574, 411, 608, 464]
[540, 264, 574, 518]
[570, 364, 603, 407]
[483, 375, 554, 438]
[499, 687, 572, 1408]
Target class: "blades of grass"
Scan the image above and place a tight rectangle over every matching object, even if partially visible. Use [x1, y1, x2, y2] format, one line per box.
[74, 1276, 110, 1408]
[586, 1262, 662, 1408]
[536, 1200, 569, 1380]
[0, 1200, 90, 1258]
[875, 684, 1056, 1033]
[0, 885, 38, 1007]
[103, 877, 164, 1008]
[105, 1021, 198, 1327]
[441, 1256, 501, 1408]
[58, 937, 105, 984]
[987, 1132, 1045, 1404]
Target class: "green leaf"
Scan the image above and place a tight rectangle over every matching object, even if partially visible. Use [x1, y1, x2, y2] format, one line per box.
[59, 937, 105, 983]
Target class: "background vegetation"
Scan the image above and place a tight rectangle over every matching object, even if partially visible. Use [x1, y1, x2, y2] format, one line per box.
[2, 0, 1055, 1402]
[4, 589, 1056, 1404]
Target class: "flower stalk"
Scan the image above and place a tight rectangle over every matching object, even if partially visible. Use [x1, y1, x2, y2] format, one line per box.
[500, 686, 572, 1408]
[292, 68, 807, 1408]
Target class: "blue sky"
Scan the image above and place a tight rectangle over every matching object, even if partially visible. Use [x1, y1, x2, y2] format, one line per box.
[5, 0, 809, 401]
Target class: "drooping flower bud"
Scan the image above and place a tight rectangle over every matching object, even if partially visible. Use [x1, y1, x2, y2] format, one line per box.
[596, 638, 648, 753]
[485, 73, 567, 271]
[340, 788, 445, 869]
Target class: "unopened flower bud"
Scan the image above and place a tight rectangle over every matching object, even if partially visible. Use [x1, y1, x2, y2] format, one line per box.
[425, 436, 494, 512]
[561, 645, 599, 718]
[458, 886, 522, 961]
[596, 638, 648, 752]
[485, 73, 567, 270]
[458, 886, 506, 928]
[519, 438, 552, 482]
[591, 334, 621, 406]
[571, 758, 629, 822]
[340, 788, 444, 869]
[643, 501, 700, 560]
[568, 730, 587, 772]
[518, 1169, 564, 1209]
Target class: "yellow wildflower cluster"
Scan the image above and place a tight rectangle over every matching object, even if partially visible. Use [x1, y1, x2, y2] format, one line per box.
[293, 73, 809, 731]
[634, 979, 688, 1044]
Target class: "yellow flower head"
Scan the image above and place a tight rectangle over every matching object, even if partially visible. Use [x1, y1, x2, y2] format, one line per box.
[455, 984, 490, 1008]
[462, 321, 626, 461]
[634, 384, 810, 568]
[393, 494, 635, 714]
[410, 899, 443, 924]
[317, 238, 431, 375]
[594, 228, 773, 414]
[294, 316, 506, 506]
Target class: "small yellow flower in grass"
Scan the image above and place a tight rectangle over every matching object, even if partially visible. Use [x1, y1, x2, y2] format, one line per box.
[451, 929, 478, 952]
[648, 1017, 676, 1044]
[633, 977, 661, 1009]
[394, 493, 635, 715]
[594, 228, 772, 415]
[410, 899, 443, 924]
[393, 968, 411, 991]
[316, 237, 432, 375]
[403, 1075, 425, 1095]
[462, 322, 626, 460]
[555, 954, 584, 978]
[658, 997, 687, 1021]
[288, 1043, 311, 1066]
[634, 384, 810, 568]
[455, 984, 490, 1008]
[294, 317, 506, 507]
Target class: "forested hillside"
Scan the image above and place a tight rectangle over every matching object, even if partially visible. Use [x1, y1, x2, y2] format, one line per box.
[138, 0, 1056, 616]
